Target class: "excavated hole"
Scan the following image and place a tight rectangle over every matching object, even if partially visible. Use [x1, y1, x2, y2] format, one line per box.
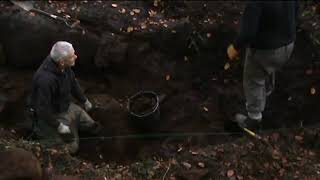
[0, 28, 319, 164]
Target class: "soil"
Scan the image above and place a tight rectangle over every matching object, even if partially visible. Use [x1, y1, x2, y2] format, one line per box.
[0, 1, 320, 179]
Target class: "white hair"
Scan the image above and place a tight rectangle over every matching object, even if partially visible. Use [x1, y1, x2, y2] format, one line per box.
[50, 41, 74, 62]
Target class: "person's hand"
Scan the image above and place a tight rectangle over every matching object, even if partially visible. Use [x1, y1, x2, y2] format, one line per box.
[84, 99, 92, 111]
[227, 44, 240, 60]
[57, 123, 71, 134]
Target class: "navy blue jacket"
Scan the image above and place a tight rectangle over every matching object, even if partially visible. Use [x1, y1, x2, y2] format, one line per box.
[29, 56, 86, 126]
[234, 1, 298, 50]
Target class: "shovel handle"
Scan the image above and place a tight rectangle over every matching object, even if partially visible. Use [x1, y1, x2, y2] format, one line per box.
[31, 8, 80, 28]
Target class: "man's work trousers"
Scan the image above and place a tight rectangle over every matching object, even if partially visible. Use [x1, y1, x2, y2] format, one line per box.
[243, 42, 294, 120]
[55, 103, 95, 144]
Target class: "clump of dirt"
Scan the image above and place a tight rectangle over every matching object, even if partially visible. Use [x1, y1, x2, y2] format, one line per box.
[130, 93, 157, 115]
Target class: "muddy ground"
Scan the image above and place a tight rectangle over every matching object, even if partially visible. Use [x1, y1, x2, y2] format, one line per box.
[0, 1, 320, 179]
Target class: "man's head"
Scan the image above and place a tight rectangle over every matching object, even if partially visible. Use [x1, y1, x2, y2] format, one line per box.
[50, 41, 77, 68]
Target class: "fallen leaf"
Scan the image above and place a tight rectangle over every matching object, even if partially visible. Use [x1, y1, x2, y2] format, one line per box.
[310, 87, 316, 95]
[191, 150, 199, 155]
[198, 162, 205, 168]
[305, 69, 313, 75]
[309, 151, 316, 156]
[140, 23, 147, 29]
[29, 12, 36, 16]
[272, 149, 281, 160]
[182, 162, 192, 169]
[133, 8, 141, 14]
[177, 146, 183, 152]
[50, 149, 58, 155]
[163, 24, 168, 28]
[111, 3, 118, 8]
[295, 135, 303, 141]
[165, 74, 171, 81]
[237, 175, 244, 180]
[148, 10, 157, 17]
[130, 11, 135, 16]
[203, 107, 208, 112]
[127, 26, 134, 32]
[279, 168, 285, 176]
[119, 8, 126, 14]
[224, 62, 230, 70]
[227, 169, 235, 177]
[154, 0, 159, 7]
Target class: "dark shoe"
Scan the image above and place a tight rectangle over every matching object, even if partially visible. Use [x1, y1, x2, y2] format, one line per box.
[234, 113, 262, 130]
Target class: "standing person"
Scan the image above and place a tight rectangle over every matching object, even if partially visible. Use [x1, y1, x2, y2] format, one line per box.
[226, 1, 298, 129]
[29, 41, 101, 154]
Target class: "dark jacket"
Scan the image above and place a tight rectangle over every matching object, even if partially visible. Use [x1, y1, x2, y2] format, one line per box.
[29, 56, 86, 126]
[234, 1, 298, 50]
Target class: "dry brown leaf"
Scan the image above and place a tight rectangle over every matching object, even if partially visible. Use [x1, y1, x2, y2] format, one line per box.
[305, 69, 313, 75]
[295, 135, 303, 141]
[140, 23, 147, 29]
[165, 74, 171, 81]
[127, 26, 134, 32]
[133, 8, 141, 14]
[182, 162, 192, 169]
[310, 87, 316, 95]
[111, 3, 118, 8]
[227, 169, 235, 177]
[198, 162, 205, 168]
[191, 150, 199, 155]
[148, 10, 157, 17]
[119, 8, 126, 14]
[203, 107, 208, 112]
[224, 62, 230, 70]
[154, 0, 159, 7]
[272, 149, 281, 160]
[237, 175, 244, 180]
[309, 151, 315, 156]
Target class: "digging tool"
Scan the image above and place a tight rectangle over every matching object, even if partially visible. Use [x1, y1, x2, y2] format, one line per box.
[242, 127, 262, 140]
[10, 0, 80, 29]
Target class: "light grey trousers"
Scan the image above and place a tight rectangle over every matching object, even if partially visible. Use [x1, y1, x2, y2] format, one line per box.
[243, 42, 294, 120]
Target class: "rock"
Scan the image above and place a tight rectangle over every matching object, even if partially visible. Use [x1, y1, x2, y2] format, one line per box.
[182, 162, 192, 169]
[0, 148, 42, 180]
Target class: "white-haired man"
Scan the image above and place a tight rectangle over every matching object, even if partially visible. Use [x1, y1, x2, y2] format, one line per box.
[29, 41, 100, 154]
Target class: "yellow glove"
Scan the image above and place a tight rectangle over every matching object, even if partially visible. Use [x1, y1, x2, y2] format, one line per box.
[227, 44, 239, 60]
